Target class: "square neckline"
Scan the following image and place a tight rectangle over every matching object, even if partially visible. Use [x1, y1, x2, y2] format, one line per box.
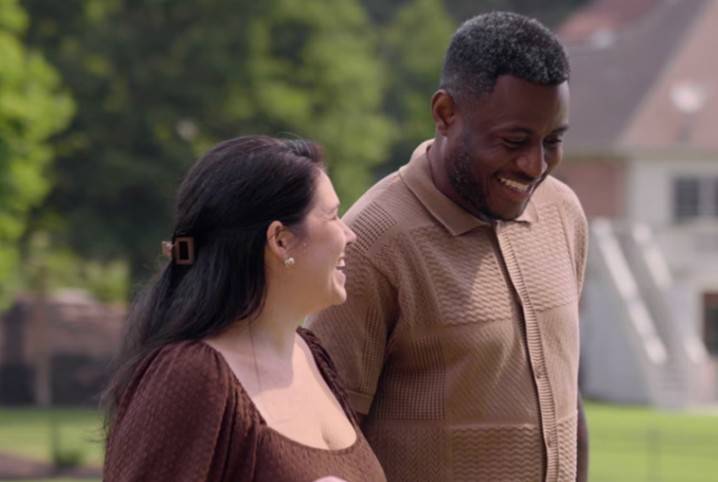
[200, 329, 362, 454]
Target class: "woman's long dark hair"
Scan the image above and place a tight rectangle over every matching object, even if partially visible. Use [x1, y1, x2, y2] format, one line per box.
[102, 135, 324, 425]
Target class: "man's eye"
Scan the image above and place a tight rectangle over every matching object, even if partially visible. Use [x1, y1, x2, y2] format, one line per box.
[503, 138, 526, 148]
[544, 137, 563, 147]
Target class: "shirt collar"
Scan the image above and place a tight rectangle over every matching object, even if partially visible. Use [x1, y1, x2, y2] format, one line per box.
[399, 140, 538, 236]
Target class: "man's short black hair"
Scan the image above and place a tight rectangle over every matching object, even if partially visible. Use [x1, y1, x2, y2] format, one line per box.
[441, 11, 570, 102]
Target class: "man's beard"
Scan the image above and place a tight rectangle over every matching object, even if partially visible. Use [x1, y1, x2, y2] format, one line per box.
[446, 142, 493, 221]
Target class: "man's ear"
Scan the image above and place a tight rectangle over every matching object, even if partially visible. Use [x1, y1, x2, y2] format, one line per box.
[431, 89, 459, 137]
[265, 220, 295, 262]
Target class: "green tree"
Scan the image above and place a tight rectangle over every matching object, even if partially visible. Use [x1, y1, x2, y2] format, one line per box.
[444, 0, 589, 26]
[359, 0, 588, 27]
[245, 0, 393, 203]
[22, 0, 392, 285]
[379, 0, 454, 172]
[0, 0, 73, 308]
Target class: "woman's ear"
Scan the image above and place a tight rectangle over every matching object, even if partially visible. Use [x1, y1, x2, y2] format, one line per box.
[266, 220, 294, 263]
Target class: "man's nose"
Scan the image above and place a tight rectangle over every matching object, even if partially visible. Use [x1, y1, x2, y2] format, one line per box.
[516, 143, 547, 179]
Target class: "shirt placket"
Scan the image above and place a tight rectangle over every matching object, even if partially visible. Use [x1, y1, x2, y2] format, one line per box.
[495, 221, 560, 482]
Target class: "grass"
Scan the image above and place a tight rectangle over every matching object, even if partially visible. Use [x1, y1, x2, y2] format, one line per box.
[586, 401, 718, 482]
[0, 408, 103, 467]
[1, 403, 717, 481]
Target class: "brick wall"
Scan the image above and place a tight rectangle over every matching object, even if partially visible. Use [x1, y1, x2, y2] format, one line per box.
[554, 160, 626, 219]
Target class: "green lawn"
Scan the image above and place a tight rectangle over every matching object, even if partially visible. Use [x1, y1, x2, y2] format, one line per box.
[586, 402, 718, 482]
[1, 404, 717, 482]
[0, 408, 103, 467]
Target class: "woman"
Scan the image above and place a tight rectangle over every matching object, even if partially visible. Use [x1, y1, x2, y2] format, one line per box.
[103, 136, 386, 482]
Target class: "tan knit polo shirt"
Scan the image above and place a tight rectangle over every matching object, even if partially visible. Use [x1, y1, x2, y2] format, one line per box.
[308, 141, 588, 482]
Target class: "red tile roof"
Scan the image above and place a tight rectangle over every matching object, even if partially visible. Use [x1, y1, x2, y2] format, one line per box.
[559, 0, 658, 43]
[560, 0, 711, 152]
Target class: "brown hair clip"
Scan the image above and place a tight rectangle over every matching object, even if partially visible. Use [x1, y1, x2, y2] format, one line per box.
[160, 237, 195, 265]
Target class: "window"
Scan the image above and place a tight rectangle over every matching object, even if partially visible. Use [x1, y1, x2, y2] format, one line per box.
[704, 292, 718, 357]
[673, 176, 718, 222]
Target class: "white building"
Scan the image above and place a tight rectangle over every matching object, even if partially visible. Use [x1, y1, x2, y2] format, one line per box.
[556, 0, 718, 407]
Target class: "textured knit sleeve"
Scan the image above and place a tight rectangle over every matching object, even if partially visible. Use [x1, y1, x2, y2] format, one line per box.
[104, 342, 258, 482]
[307, 236, 398, 415]
[575, 206, 589, 296]
[564, 184, 589, 296]
[553, 177, 590, 297]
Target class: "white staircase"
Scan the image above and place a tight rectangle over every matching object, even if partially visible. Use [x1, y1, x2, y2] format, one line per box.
[581, 219, 710, 407]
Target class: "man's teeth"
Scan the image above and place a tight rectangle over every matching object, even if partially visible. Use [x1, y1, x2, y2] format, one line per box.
[498, 177, 531, 193]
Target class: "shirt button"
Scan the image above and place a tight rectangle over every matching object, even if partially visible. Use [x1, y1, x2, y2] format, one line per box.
[546, 434, 554, 448]
[534, 364, 545, 379]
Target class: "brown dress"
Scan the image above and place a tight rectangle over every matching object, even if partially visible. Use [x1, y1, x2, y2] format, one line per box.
[104, 328, 386, 482]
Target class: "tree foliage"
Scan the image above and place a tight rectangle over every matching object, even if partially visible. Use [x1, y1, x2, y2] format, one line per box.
[444, 0, 589, 26]
[379, 0, 454, 172]
[14, 0, 586, 296]
[0, 0, 73, 307]
[22, 0, 391, 283]
[360, 0, 588, 28]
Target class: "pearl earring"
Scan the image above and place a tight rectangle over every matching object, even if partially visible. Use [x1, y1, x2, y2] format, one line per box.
[284, 257, 295, 267]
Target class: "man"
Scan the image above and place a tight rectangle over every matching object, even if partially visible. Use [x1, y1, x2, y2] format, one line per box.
[309, 11, 588, 482]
